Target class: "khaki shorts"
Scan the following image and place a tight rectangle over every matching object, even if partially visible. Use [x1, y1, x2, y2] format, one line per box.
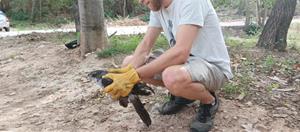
[146, 49, 227, 92]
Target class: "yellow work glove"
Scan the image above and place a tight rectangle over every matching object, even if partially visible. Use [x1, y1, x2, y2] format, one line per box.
[103, 65, 140, 99]
[107, 64, 133, 73]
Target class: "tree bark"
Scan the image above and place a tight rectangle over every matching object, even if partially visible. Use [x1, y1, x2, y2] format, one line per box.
[256, 0, 262, 26]
[244, 0, 253, 27]
[0, 0, 10, 11]
[31, 0, 41, 22]
[237, 0, 246, 15]
[72, 0, 80, 32]
[257, 0, 297, 51]
[78, 0, 108, 58]
[123, 0, 127, 17]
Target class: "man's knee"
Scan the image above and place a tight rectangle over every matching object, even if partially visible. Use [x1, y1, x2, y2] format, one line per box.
[162, 66, 191, 96]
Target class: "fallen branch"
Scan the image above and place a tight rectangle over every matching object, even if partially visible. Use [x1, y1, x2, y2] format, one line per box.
[288, 74, 300, 84]
[108, 31, 117, 38]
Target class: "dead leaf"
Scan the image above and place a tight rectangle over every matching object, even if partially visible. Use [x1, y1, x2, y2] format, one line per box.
[293, 64, 300, 71]
[273, 88, 296, 92]
[268, 76, 288, 86]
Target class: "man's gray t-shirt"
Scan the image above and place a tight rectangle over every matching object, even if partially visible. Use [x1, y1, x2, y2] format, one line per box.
[149, 0, 233, 79]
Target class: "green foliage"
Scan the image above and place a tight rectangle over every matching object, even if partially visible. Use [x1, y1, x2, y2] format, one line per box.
[261, 0, 276, 9]
[279, 59, 297, 75]
[97, 35, 168, 58]
[225, 37, 257, 48]
[222, 72, 253, 96]
[223, 83, 240, 95]
[154, 35, 169, 50]
[54, 32, 77, 44]
[103, 0, 117, 18]
[211, 0, 237, 8]
[266, 82, 280, 92]
[97, 35, 141, 58]
[6, 0, 74, 23]
[103, 0, 148, 19]
[287, 23, 300, 51]
[8, 10, 30, 21]
[140, 11, 150, 22]
[7, 0, 30, 21]
[263, 55, 275, 72]
[244, 22, 261, 36]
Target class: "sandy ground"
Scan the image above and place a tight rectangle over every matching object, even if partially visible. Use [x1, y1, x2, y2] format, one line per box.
[0, 33, 299, 132]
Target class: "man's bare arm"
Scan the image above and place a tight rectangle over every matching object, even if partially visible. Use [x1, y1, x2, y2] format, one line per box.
[137, 25, 200, 79]
[126, 27, 162, 68]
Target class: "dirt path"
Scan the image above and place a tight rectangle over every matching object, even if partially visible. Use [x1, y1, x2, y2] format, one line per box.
[0, 34, 299, 132]
[1, 17, 300, 38]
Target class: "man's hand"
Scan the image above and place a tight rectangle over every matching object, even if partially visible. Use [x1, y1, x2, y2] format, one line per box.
[107, 65, 132, 73]
[103, 65, 140, 99]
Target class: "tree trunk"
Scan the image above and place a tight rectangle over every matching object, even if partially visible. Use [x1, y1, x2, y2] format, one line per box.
[78, 0, 108, 58]
[0, 0, 10, 11]
[123, 0, 127, 17]
[256, 0, 263, 26]
[256, 0, 269, 27]
[244, 0, 252, 27]
[31, 0, 40, 22]
[237, 0, 246, 15]
[72, 0, 80, 32]
[257, 0, 297, 51]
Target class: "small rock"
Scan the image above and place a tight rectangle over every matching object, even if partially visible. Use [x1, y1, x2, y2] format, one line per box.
[80, 77, 90, 83]
[35, 121, 45, 126]
[233, 116, 238, 120]
[255, 124, 268, 132]
[7, 58, 13, 62]
[93, 111, 99, 115]
[246, 101, 253, 106]
[38, 45, 45, 48]
[291, 96, 300, 103]
[272, 114, 288, 118]
[237, 93, 245, 100]
[150, 103, 161, 114]
[8, 92, 16, 96]
[241, 124, 253, 131]
[223, 115, 229, 119]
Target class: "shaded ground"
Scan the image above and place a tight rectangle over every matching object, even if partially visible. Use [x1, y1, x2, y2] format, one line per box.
[0, 33, 299, 132]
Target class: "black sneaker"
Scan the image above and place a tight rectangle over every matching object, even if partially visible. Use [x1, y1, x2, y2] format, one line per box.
[158, 94, 194, 115]
[190, 93, 220, 132]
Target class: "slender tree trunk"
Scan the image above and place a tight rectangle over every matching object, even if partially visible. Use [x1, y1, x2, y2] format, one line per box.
[31, 0, 40, 22]
[257, 0, 297, 51]
[0, 0, 10, 11]
[256, 0, 268, 27]
[39, 0, 42, 20]
[237, 0, 246, 15]
[244, 0, 252, 27]
[72, 0, 80, 32]
[256, 0, 263, 26]
[78, 0, 108, 58]
[123, 0, 127, 17]
[73, 0, 80, 46]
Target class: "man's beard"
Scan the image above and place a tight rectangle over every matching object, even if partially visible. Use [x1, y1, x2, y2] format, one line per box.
[150, 0, 162, 11]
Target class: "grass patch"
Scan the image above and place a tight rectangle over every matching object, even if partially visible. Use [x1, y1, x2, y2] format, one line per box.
[225, 36, 257, 48]
[288, 23, 300, 50]
[97, 34, 168, 58]
[47, 32, 77, 45]
[222, 72, 253, 96]
[11, 19, 72, 31]
[266, 82, 280, 92]
[262, 55, 276, 73]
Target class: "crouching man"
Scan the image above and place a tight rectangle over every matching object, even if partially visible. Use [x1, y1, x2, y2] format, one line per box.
[103, 0, 233, 131]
